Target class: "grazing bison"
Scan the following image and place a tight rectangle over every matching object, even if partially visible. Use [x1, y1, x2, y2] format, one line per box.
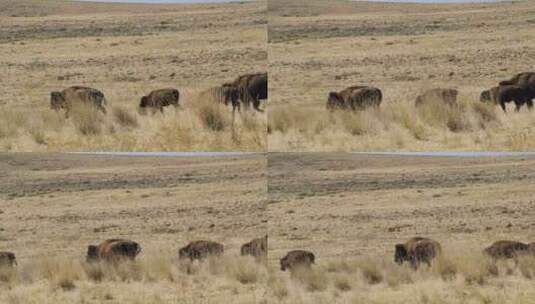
[224, 73, 267, 112]
[139, 88, 180, 114]
[178, 240, 224, 261]
[484, 240, 530, 260]
[480, 85, 533, 112]
[50, 86, 107, 117]
[0, 252, 17, 267]
[280, 250, 315, 271]
[395, 237, 441, 269]
[415, 88, 458, 107]
[241, 235, 267, 262]
[327, 86, 382, 111]
[86, 239, 141, 263]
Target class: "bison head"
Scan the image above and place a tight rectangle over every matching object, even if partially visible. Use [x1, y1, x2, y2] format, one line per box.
[113, 241, 141, 260]
[326, 92, 343, 110]
[178, 247, 191, 260]
[480, 90, 492, 103]
[86, 245, 99, 262]
[280, 257, 288, 271]
[50, 91, 65, 110]
[394, 244, 408, 265]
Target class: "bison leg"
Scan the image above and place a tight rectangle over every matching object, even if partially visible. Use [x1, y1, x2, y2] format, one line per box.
[514, 101, 523, 112]
[500, 102, 507, 113]
[526, 99, 533, 110]
[99, 105, 107, 115]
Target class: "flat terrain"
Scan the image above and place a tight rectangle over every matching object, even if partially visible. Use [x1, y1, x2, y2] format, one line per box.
[268, 0, 535, 151]
[0, 0, 267, 151]
[0, 153, 267, 303]
[268, 153, 535, 303]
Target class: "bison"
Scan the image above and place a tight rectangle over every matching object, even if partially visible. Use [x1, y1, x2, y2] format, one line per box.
[139, 88, 180, 114]
[415, 88, 458, 107]
[0, 252, 17, 267]
[484, 240, 530, 260]
[499, 72, 535, 90]
[178, 240, 224, 261]
[86, 239, 141, 263]
[241, 235, 267, 262]
[327, 85, 382, 111]
[224, 73, 267, 112]
[480, 85, 534, 112]
[529, 242, 535, 254]
[395, 237, 441, 269]
[50, 86, 107, 117]
[280, 250, 315, 271]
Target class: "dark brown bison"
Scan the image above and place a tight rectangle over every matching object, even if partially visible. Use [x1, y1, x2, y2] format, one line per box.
[241, 235, 267, 262]
[50, 86, 107, 117]
[484, 240, 530, 260]
[415, 88, 458, 107]
[280, 250, 315, 271]
[178, 240, 224, 261]
[499, 72, 535, 90]
[139, 88, 180, 114]
[211, 84, 241, 112]
[0, 252, 17, 267]
[327, 86, 382, 110]
[224, 73, 267, 112]
[480, 85, 534, 112]
[86, 239, 141, 263]
[395, 237, 441, 269]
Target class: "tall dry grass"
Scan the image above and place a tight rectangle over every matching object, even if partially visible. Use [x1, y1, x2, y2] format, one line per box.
[0, 254, 268, 304]
[268, 97, 535, 151]
[267, 250, 535, 304]
[0, 92, 266, 151]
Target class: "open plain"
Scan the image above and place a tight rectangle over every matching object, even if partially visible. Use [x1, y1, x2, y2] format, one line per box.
[268, 153, 535, 303]
[0, 0, 267, 151]
[268, 0, 535, 151]
[0, 153, 267, 303]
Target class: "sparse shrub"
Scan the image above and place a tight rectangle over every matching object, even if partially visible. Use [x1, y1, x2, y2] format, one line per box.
[70, 103, 104, 136]
[113, 106, 138, 128]
[291, 267, 329, 292]
[225, 257, 260, 284]
[196, 100, 229, 132]
[332, 273, 352, 291]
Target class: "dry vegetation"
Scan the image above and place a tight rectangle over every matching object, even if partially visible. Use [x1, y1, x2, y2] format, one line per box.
[0, 0, 267, 151]
[0, 153, 267, 303]
[268, 0, 535, 151]
[268, 153, 535, 303]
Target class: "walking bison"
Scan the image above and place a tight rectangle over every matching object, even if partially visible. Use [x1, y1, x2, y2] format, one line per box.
[50, 86, 107, 117]
[241, 235, 267, 262]
[178, 240, 224, 261]
[0, 252, 17, 267]
[86, 239, 141, 263]
[480, 85, 533, 112]
[415, 88, 458, 107]
[484, 240, 530, 260]
[327, 86, 382, 111]
[499, 72, 535, 90]
[280, 250, 315, 271]
[139, 88, 180, 114]
[395, 237, 441, 269]
[223, 72, 267, 112]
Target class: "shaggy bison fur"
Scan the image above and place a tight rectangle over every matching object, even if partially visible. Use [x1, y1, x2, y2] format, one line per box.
[50, 86, 107, 117]
[327, 85, 382, 110]
[280, 250, 315, 271]
[480, 85, 534, 112]
[484, 240, 530, 260]
[395, 237, 441, 269]
[178, 240, 224, 261]
[139, 88, 180, 114]
[241, 235, 267, 262]
[86, 239, 141, 263]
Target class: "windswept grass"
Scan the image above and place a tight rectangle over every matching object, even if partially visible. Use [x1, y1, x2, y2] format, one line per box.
[267, 251, 535, 304]
[267, 97, 535, 151]
[0, 93, 266, 151]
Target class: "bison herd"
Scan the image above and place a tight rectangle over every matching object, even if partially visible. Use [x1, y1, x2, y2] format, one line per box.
[2, 237, 535, 274]
[326, 72, 535, 113]
[49, 72, 267, 117]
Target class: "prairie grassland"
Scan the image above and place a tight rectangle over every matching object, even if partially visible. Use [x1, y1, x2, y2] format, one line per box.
[268, 153, 535, 303]
[268, 0, 535, 151]
[0, 0, 267, 151]
[0, 153, 267, 303]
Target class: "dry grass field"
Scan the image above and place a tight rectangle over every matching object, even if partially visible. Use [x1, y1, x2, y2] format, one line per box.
[268, 0, 535, 151]
[0, 153, 267, 303]
[0, 0, 267, 151]
[268, 153, 535, 303]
